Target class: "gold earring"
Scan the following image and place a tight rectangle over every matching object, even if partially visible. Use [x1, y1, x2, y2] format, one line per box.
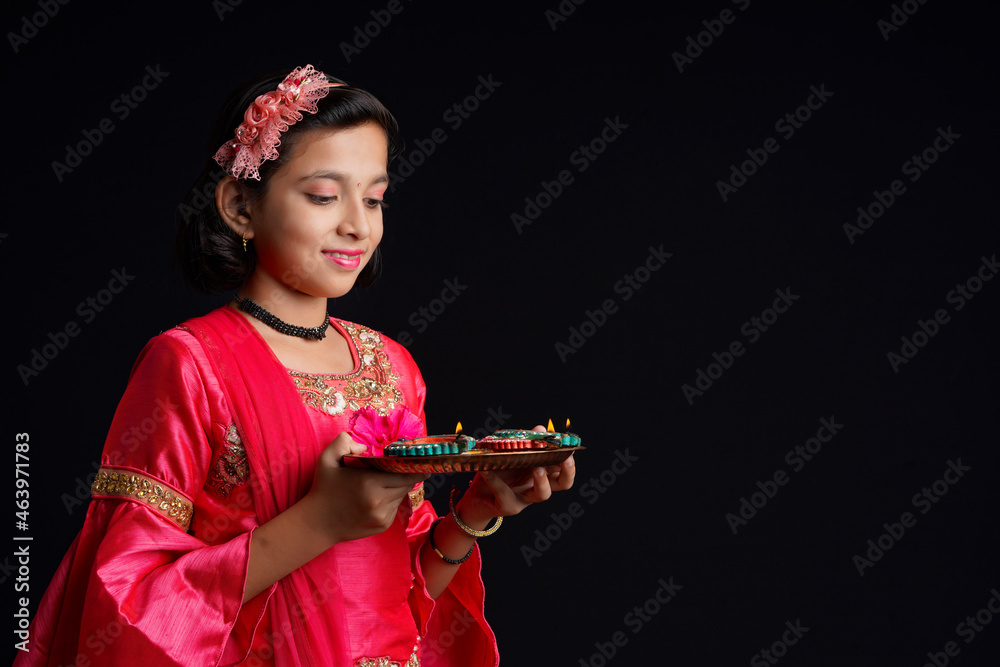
[242, 233, 248, 253]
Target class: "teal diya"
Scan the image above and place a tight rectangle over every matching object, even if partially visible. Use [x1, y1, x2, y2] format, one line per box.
[384, 433, 476, 457]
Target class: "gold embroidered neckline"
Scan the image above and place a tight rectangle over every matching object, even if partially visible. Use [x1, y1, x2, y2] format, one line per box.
[288, 321, 403, 418]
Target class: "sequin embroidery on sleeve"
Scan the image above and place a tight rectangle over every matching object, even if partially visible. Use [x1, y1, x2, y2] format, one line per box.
[205, 423, 250, 499]
[91, 468, 194, 530]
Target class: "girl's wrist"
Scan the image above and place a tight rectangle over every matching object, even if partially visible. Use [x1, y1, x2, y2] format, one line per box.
[295, 492, 343, 548]
[454, 493, 495, 531]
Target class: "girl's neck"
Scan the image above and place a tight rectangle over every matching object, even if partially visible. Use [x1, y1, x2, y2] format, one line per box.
[236, 274, 331, 332]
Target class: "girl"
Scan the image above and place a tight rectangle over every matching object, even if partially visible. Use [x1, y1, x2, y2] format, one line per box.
[18, 65, 575, 666]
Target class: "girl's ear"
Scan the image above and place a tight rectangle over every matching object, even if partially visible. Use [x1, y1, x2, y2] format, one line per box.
[216, 175, 254, 238]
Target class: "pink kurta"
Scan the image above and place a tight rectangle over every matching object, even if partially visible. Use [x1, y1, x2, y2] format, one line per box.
[15, 306, 498, 666]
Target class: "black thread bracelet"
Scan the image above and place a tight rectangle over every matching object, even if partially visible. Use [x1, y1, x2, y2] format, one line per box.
[428, 518, 474, 565]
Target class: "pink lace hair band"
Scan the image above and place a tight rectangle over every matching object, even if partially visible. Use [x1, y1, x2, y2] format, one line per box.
[213, 64, 345, 180]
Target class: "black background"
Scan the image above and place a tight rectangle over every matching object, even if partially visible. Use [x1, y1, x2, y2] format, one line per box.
[5, 0, 999, 665]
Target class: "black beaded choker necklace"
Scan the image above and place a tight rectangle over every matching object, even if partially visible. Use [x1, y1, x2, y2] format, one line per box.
[235, 296, 329, 340]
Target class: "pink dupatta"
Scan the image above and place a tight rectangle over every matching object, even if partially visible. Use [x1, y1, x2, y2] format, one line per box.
[183, 306, 353, 665]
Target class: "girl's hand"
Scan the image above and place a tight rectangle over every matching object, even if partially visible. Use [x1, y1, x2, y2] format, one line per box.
[458, 425, 576, 526]
[244, 433, 427, 601]
[304, 432, 429, 543]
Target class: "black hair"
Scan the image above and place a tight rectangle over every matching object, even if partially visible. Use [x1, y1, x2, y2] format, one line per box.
[175, 70, 402, 293]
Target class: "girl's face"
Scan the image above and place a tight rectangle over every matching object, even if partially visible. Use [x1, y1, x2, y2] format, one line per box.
[247, 123, 388, 301]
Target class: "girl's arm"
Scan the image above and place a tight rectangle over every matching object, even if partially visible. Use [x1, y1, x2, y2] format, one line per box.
[243, 433, 429, 601]
[419, 450, 576, 599]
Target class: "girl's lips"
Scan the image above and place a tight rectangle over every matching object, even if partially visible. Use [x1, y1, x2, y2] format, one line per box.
[323, 250, 363, 268]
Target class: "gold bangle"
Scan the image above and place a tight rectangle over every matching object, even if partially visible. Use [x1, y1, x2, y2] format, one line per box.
[449, 487, 502, 537]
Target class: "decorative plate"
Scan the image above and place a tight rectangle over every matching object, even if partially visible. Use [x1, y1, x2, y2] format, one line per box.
[343, 446, 584, 473]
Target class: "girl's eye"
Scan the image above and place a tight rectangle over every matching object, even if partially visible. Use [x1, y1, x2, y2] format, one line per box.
[365, 198, 388, 210]
[309, 195, 337, 204]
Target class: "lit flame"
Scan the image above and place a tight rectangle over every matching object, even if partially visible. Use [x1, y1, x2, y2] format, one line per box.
[566, 418, 572, 429]
[455, 421, 463, 435]
[546, 418, 554, 432]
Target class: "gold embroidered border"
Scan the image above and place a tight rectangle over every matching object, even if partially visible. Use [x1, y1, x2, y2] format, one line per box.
[206, 423, 250, 498]
[354, 649, 419, 667]
[408, 485, 424, 511]
[289, 321, 404, 418]
[91, 467, 194, 531]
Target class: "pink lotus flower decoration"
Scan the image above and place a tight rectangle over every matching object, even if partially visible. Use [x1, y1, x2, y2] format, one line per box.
[349, 407, 424, 456]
